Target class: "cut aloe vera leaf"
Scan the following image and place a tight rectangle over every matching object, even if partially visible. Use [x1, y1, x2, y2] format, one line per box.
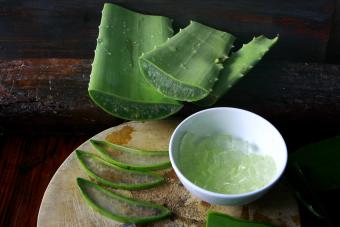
[206, 211, 276, 227]
[77, 178, 171, 224]
[88, 3, 183, 120]
[198, 35, 278, 106]
[76, 150, 164, 190]
[289, 135, 340, 191]
[90, 140, 171, 170]
[139, 21, 235, 102]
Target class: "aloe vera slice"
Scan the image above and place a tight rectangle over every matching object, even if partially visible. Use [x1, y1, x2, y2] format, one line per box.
[77, 178, 171, 224]
[90, 140, 171, 170]
[76, 150, 164, 190]
[206, 211, 275, 227]
[198, 35, 278, 106]
[88, 3, 183, 120]
[139, 21, 235, 101]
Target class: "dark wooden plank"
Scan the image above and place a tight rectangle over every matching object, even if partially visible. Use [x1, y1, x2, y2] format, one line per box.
[327, 0, 340, 63]
[0, 135, 88, 227]
[1, 58, 340, 138]
[0, 0, 334, 61]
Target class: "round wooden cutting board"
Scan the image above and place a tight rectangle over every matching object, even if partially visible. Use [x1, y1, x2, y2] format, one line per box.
[38, 120, 300, 227]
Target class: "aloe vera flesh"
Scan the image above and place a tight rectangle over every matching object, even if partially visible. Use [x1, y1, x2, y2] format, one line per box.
[198, 35, 278, 106]
[77, 178, 171, 224]
[88, 3, 182, 120]
[140, 21, 235, 101]
[76, 150, 164, 190]
[90, 140, 171, 170]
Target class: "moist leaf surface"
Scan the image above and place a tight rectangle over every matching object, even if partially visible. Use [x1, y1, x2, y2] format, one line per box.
[76, 150, 164, 190]
[88, 3, 182, 120]
[77, 178, 171, 223]
[140, 21, 235, 101]
[90, 140, 171, 170]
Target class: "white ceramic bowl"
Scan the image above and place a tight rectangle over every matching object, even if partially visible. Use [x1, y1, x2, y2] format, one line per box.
[169, 107, 287, 205]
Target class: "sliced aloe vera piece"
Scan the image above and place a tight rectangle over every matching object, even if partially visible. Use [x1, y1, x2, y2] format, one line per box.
[140, 21, 235, 101]
[206, 211, 275, 227]
[76, 150, 164, 190]
[77, 178, 171, 224]
[198, 35, 278, 106]
[88, 3, 183, 120]
[90, 140, 170, 170]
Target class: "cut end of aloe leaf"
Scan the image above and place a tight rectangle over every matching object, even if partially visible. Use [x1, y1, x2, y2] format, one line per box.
[90, 140, 171, 171]
[197, 35, 278, 106]
[139, 58, 209, 102]
[77, 178, 171, 224]
[89, 90, 183, 121]
[76, 150, 164, 190]
[140, 21, 235, 102]
[89, 3, 183, 120]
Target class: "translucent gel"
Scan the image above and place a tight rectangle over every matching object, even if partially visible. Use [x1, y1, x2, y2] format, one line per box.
[178, 132, 277, 194]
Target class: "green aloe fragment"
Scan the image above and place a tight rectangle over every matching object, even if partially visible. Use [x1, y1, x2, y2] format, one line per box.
[289, 135, 340, 191]
[140, 21, 235, 101]
[76, 150, 164, 190]
[90, 140, 171, 171]
[198, 35, 278, 106]
[77, 178, 171, 224]
[88, 3, 183, 120]
[206, 211, 276, 227]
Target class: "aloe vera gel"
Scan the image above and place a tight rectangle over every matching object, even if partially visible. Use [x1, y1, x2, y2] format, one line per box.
[178, 132, 277, 194]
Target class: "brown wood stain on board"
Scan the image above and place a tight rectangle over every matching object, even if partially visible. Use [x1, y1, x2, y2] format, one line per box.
[105, 125, 134, 145]
[38, 121, 300, 227]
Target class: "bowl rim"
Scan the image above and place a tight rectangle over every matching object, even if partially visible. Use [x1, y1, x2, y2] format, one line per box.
[169, 107, 288, 199]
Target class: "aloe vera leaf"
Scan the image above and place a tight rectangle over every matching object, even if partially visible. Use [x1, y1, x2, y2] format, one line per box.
[289, 135, 340, 191]
[206, 211, 276, 227]
[90, 140, 171, 171]
[198, 35, 278, 106]
[139, 21, 235, 102]
[77, 178, 171, 224]
[76, 150, 164, 190]
[88, 3, 183, 120]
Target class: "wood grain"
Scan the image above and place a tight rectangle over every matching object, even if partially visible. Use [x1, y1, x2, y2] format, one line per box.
[37, 121, 300, 227]
[0, 135, 88, 227]
[0, 0, 334, 61]
[1, 59, 340, 135]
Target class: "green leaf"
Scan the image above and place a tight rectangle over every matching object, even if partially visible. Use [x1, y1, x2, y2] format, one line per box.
[289, 135, 340, 191]
[206, 211, 276, 227]
[140, 21, 235, 101]
[88, 3, 183, 120]
[90, 140, 171, 171]
[77, 178, 171, 224]
[198, 35, 278, 106]
[76, 150, 164, 190]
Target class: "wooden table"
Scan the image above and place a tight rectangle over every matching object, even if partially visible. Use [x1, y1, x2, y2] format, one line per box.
[1, 0, 340, 226]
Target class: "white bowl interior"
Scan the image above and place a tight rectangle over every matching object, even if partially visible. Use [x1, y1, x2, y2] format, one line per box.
[170, 107, 287, 196]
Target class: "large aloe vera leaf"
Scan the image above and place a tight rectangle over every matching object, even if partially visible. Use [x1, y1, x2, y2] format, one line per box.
[90, 140, 171, 170]
[88, 3, 183, 120]
[77, 178, 171, 224]
[198, 35, 278, 106]
[139, 21, 235, 102]
[76, 150, 164, 190]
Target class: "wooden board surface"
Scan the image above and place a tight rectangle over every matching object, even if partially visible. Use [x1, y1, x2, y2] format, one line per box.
[38, 120, 300, 226]
[0, 0, 334, 61]
[2, 59, 340, 135]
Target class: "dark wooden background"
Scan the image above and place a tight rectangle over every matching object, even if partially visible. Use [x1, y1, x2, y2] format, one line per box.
[1, 0, 340, 226]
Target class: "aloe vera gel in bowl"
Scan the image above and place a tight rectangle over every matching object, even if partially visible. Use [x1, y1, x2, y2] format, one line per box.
[179, 132, 277, 194]
[170, 107, 287, 205]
